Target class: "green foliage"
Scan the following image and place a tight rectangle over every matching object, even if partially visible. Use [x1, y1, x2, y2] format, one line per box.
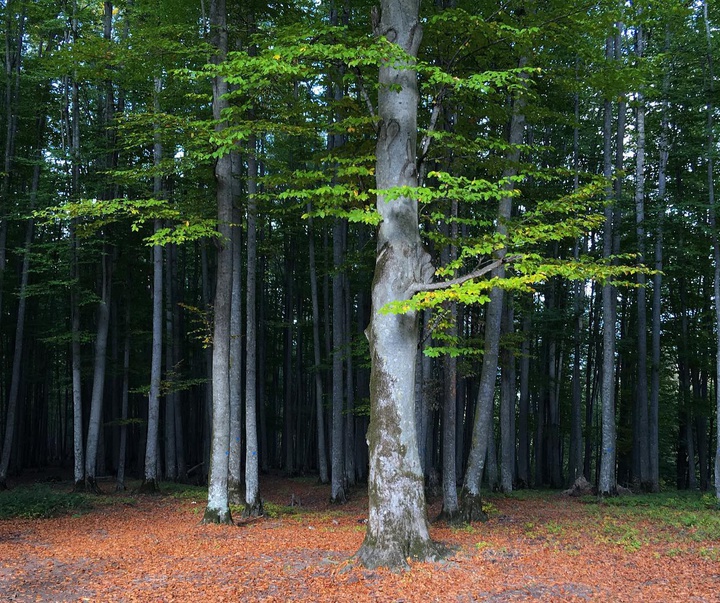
[0, 485, 92, 519]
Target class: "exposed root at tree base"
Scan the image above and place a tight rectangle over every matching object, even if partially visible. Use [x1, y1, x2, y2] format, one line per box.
[201, 507, 233, 525]
[242, 499, 264, 518]
[355, 538, 450, 571]
[436, 506, 465, 525]
[459, 492, 489, 523]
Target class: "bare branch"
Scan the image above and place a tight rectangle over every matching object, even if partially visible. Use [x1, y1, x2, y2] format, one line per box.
[407, 255, 520, 298]
[352, 66, 377, 130]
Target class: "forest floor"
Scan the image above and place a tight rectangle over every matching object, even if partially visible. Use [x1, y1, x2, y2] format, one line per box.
[1, 473, 719, 602]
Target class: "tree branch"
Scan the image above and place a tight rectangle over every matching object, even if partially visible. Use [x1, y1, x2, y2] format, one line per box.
[407, 255, 519, 298]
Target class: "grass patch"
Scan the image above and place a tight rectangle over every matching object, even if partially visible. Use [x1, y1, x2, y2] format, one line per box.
[0, 484, 92, 519]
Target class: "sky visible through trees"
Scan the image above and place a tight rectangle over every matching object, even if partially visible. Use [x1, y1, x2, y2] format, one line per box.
[0, 0, 719, 569]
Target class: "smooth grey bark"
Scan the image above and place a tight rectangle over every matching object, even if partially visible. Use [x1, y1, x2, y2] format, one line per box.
[568, 71, 584, 485]
[701, 0, 720, 504]
[203, 0, 233, 524]
[499, 297, 515, 493]
[517, 312, 531, 487]
[141, 76, 164, 493]
[0, 159, 38, 488]
[461, 66, 525, 519]
[228, 173, 243, 504]
[599, 35, 617, 496]
[69, 2, 84, 490]
[244, 132, 262, 517]
[440, 199, 460, 519]
[307, 208, 329, 483]
[633, 24, 651, 489]
[84, 249, 111, 492]
[330, 219, 346, 502]
[344, 272, 356, 488]
[356, 0, 444, 569]
[649, 29, 670, 494]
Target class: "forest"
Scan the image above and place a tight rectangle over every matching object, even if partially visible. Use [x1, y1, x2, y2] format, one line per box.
[1, 0, 720, 573]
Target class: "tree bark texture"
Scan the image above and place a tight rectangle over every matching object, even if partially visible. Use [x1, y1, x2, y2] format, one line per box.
[356, 0, 444, 569]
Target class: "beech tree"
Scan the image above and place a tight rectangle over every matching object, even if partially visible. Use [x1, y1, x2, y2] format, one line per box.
[356, 0, 444, 569]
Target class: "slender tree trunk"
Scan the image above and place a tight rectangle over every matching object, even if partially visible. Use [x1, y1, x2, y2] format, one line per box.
[344, 272, 356, 488]
[203, 0, 233, 524]
[517, 311, 531, 487]
[244, 132, 262, 515]
[649, 29, 670, 494]
[699, 0, 720, 506]
[633, 24, 651, 490]
[499, 297, 515, 493]
[308, 209, 329, 483]
[356, 0, 444, 569]
[116, 307, 130, 492]
[461, 64, 525, 519]
[164, 243, 177, 482]
[599, 35, 617, 496]
[330, 219, 346, 502]
[84, 249, 112, 493]
[141, 76, 164, 493]
[0, 160, 38, 488]
[228, 173, 243, 504]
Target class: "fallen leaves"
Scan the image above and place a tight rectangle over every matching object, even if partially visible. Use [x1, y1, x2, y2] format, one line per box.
[1, 478, 718, 602]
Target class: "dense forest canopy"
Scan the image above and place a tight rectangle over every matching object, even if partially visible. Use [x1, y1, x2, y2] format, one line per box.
[0, 0, 719, 568]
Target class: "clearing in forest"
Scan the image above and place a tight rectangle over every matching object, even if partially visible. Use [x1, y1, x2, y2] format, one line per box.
[1, 475, 719, 602]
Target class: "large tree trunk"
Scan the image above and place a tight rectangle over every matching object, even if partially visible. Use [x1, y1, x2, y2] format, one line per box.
[228, 176, 243, 504]
[203, 0, 233, 524]
[243, 132, 262, 516]
[356, 0, 444, 570]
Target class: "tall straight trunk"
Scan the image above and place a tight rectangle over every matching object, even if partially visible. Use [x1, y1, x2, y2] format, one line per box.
[164, 243, 177, 482]
[633, 24, 651, 489]
[499, 296, 515, 493]
[244, 131, 262, 515]
[330, 218, 346, 502]
[461, 64, 525, 519]
[344, 272, 356, 487]
[142, 76, 164, 493]
[440, 197, 460, 517]
[203, 0, 233, 524]
[568, 70, 584, 485]
[649, 29, 670, 494]
[69, 2, 83, 491]
[599, 35, 617, 496]
[84, 249, 112, 492]
[307, 209, 329, 483]
[700, 0, 720, 505]
[356, 0, 444, 569]
[228, 169, 243, 503]
[517, 311, 531, 487]
[283, 240, 294, 475]
[116, 307, 130, 491]
[0, 160, 38, 488]
[0, 4, 25, 328]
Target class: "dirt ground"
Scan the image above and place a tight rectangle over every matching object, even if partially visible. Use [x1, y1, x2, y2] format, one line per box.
[1, 475, 719, 602]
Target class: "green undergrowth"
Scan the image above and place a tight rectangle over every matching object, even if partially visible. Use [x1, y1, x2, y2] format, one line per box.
[582, 491, 720, 543]
[0, 484, 94, 519]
